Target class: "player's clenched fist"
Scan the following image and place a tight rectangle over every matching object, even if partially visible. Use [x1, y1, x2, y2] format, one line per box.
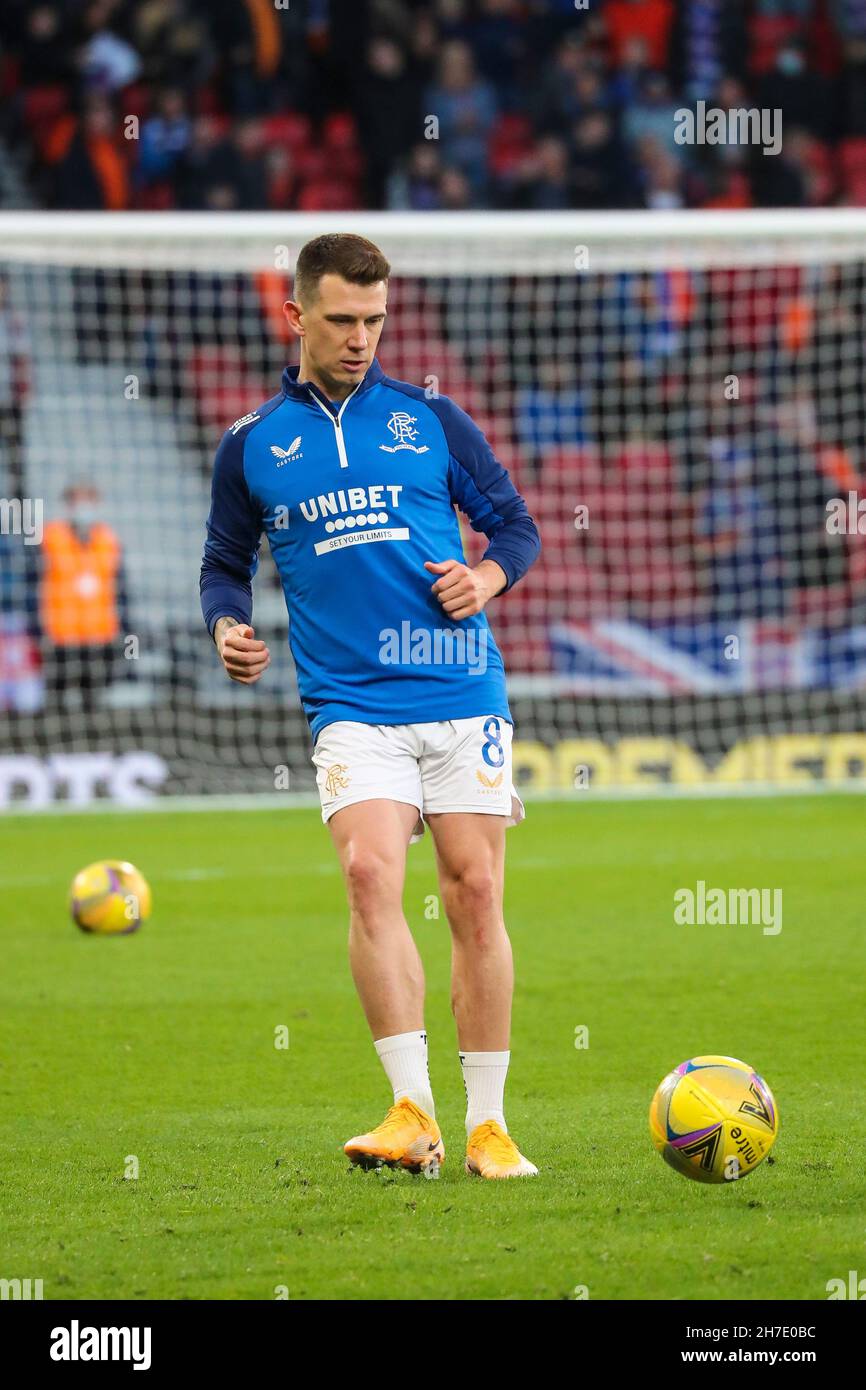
[214, 619, 271, 683]
[424, 557, 507, 620]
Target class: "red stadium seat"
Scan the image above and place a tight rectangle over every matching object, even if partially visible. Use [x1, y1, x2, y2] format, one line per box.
[541, 447, 604, 481]
[22, 86, 71, 159]
[611, 442, 673, 474]
[261, 113, 313, 152]
[329, 150, 364, 180]
[838, 139, 866, 201]
[747, 15, 805, 75]
[491, 438, 529, 478]
[522, 467, 699, 620]
[132, 181, 174, 211]
[507, 486, 563, 536]
[841, 175, 866, 206]
[193, 83, 222, 116]
[323, 112, 360, 151]
[838, 137, 866, 178]
[703, 171, 753, 209]
[22, 85, 68, 129]
[294, 148, 329, 181]
[185, 347, 272, 436]
[488, 593, 552, 670]
[122, 83, 151, 121]
[532, 558, 617, 619]
[297, 179, 360, 211]
[488, 113, 534, 177]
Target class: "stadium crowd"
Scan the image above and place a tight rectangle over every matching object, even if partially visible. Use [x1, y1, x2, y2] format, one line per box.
[1, 0, 866, 213]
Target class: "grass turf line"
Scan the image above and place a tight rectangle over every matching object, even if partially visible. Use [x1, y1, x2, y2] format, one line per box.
[1, 795, 863, 1300]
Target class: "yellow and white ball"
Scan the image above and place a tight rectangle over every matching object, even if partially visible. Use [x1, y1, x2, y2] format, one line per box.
[649, 1055, 778, 1183]
[69, 860, 152, 935]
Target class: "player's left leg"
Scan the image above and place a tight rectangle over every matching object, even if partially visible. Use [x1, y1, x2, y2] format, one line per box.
[329, 799, 444, 1175]
[426, 811, 537, 1179]
[312, 721, 442, 1172]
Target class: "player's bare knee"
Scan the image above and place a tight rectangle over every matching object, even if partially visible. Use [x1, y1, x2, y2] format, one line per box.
[343, 848, 400, 918]
[443, 865, 501, 928]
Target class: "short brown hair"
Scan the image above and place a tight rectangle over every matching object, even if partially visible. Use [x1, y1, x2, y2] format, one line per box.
[294, 233, 391, 306]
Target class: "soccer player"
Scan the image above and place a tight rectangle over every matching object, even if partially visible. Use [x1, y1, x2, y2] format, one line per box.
[200, 233, 541, 1178]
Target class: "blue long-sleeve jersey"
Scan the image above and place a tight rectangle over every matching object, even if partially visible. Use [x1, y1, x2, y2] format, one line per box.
[200, 356, 540, 742]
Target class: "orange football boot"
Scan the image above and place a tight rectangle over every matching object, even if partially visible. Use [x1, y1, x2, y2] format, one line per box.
[344, 1097, 444, 1174]
[465, 1120, 538, 1178]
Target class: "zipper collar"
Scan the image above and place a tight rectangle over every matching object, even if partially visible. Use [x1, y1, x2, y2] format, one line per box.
[281, 356, 385, 415]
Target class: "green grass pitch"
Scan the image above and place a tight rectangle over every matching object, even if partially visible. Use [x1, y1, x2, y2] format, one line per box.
[1, 794, 864, 1301]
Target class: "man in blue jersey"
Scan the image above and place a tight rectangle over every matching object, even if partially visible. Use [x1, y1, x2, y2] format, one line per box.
[201, 233, 541, 1179]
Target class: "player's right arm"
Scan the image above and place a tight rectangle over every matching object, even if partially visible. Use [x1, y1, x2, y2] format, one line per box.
[213, 616, 270, 684]
[200, 425, 271, 684]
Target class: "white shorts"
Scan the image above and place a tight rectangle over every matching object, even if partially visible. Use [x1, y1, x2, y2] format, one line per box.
[312, 716, 526, 843]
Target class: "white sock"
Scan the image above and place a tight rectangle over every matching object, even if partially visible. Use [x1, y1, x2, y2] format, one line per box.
[460, 1050, 510, 1135]
[374, 1030, 435, 1118]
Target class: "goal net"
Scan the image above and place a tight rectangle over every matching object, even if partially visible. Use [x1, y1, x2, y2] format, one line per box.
[1, 210, 865, 809]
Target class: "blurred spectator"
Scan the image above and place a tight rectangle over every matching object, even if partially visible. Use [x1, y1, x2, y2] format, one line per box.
[136, 87, 191, 188]
[264, 145, 297, 211]
[129, 0, 214, 89]
[756, 38, 840, 141]
[407, 6, 440, 78]
[424, 39, 498, 197]
[696, 440, 789, 621]
[39, 484, 130, 711]
[764, 394, 849, 594]
[635, 136, 686, 208]
[80, 0, 143, 94]
[0, 537, 39, 632]
[621, 71, 685, 165]
[835, 0, 866, 137]
[7, 4, 76, 86]
[438, 165, 475, 209]
[209, 0, 286, 117]
[353, 37, 423, 208]
[44, 95, 129, 210]
[516, 359, 587, 454]
[531, 34, 590, 130]
[434, 0, 473, 44]
[227, 119, 269, 209]
[570, 110, 634, 208]
[175, 117, 270, 211]
[510, 134, 573, 210]
[556, 62, 612, 128]
[463, 0, 527, 108]
[174, 117, 231, 211]
[0, 561, 41, 711]
[0, 274, 30, 501]
[3, 0, 866, 212]
[604, 0, 675, 70]
[681, 75, 747, 198]
[700, 163, 753, 209]
[750, 125, 810, 207]
[387, 142, 444, 211]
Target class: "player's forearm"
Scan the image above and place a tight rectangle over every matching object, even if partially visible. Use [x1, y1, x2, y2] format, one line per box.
[200, 561, 253, 639]
[473, 558, 508, 600]
[480, 513, 541, 594]
[213, 615, 241, 650]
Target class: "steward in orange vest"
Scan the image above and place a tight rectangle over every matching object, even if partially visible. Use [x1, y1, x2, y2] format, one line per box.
[40, 519, 122, 647]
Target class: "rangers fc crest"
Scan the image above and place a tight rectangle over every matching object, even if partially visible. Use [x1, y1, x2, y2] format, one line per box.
[379, 411, 430, 454]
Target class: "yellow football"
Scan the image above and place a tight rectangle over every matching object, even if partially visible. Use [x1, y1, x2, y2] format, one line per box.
[649, 1055, 779, 1183]
[69, 860, 152, 935]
